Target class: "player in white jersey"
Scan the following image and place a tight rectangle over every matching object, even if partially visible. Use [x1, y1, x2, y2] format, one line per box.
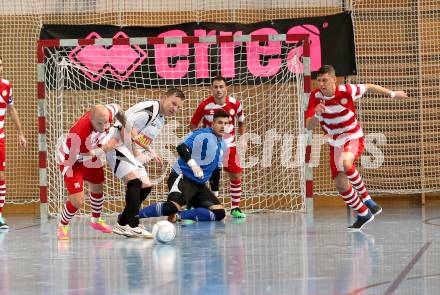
[0, 57, 27, 230]
[306, 65, 408, 230]
[109, 88, 185, 238]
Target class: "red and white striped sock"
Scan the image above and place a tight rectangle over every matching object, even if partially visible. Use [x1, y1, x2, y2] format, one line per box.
[341, 186, 369, 216]
[230, 179, 242, 209]
[0, 181, 5, 215]
[90, 192, 104, 219]
[60, 201, 78, 225]
[346, 166, 371, 201]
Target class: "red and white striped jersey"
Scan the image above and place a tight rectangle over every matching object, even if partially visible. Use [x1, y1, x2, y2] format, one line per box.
[190, 96, 244, 147]
[0, 79, 14, 139]
[305, 84, 367, 147]
[59, 103, 119, 164]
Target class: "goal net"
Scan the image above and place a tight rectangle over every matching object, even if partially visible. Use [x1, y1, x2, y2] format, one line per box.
[38, 34, 310, 216]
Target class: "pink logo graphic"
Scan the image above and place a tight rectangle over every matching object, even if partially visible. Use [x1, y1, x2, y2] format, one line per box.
[69, 32, 147, 82]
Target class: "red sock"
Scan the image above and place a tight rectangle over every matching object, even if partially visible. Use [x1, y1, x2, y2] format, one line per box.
[346, 166, 371, 201]
[0, 180, 5, 214]
[341, 186, 368, 216]
[230, 179, 242, 208]
[60, 201, 78, 225]
[90, 192, 104, 218]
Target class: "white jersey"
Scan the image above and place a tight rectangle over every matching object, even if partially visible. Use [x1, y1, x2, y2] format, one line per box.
[115, 100, 165, 148]
[106, 100, 165, 181]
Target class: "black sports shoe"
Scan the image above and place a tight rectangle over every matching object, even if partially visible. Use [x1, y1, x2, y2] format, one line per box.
[364, 200, 382, 216]
[0, 216, 8, 230]
[347, 212, 374, 231]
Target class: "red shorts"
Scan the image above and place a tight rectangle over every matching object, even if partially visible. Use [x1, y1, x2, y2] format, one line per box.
[0, 139, 5, 171]
[329, 138, 364, 179]
[223, 146, 242, 174]
[60, 162, 104, 194]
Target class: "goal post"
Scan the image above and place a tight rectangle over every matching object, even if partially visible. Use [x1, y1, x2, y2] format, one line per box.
[37, 33, 312, 219]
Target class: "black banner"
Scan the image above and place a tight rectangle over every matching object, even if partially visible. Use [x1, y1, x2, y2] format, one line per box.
[40, 12, 356, 89]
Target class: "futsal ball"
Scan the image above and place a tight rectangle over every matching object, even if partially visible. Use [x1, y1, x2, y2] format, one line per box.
[152, 220, 176, 244]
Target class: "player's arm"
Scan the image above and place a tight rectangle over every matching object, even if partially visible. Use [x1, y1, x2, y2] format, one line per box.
[140, 145, 164, 167]
[7, 104, 26, 149]
[305, 95, 322, 131]
[236, 102, 246, 135]
[115, 110, 127, 128]
[364, 84, 408, 98]
[189, 102, 205, 131]
[176, 141, 204, 179]
[237, 121, 246, 136]
[81, 136, 120, 159]
[129, 126, 164, 166]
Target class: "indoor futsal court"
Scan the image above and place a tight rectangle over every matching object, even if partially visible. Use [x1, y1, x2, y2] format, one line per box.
[2, 203, 440, 295]
[0, 0, 439, 294]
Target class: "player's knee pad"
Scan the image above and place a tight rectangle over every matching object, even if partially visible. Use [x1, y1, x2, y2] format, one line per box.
[210, 208, 226, 221]
[162, 200, 179, 216]
[167, 192, 186, 207]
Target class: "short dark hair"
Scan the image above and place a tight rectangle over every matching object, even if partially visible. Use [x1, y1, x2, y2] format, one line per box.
[165, 88, 185, 100]
[317, 65, 336, 76]
[211, 76, 227, 86]
[213, 109, 229, 120]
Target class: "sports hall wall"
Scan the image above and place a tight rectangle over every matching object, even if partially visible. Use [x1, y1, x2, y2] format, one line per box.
[0, 0, 438, 206]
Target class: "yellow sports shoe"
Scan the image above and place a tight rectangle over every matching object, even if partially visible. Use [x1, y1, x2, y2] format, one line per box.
[57, 224, 70, 240]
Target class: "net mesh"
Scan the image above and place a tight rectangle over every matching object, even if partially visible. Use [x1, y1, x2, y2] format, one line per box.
[0, 0, 438, 206]
[43, 40, 305, 215]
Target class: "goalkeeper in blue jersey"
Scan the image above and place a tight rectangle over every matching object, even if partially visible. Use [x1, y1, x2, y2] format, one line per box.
[138, 110, 229, 222]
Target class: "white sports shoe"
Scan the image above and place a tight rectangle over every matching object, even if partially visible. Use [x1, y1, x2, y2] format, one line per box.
[112, 223, 130, 237]
[134, 224, 153, 239]
[112, 223, 153, 239]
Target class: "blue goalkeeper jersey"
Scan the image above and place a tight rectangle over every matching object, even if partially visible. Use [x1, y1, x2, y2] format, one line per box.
[173, 128, 227, 184]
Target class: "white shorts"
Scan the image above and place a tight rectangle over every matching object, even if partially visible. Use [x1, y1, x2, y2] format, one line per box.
[106, 145, 148, 183]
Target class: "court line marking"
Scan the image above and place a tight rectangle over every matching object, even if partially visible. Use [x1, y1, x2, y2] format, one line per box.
[347, 273, 440, 295]
[422, 217, 440, 227]
[383, 241, 432, 295]
[9, 223, 42, 231]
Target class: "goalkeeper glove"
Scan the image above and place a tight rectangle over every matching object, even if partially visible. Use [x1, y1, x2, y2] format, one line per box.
[187, 159, 204, 179]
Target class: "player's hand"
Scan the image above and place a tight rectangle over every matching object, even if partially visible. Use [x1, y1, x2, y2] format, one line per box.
[152, 154, 164, 167]
[18, 133, 27, 149]
[135, 152, 151, 164]
[148, 149, 164, 167]
[392, 90, 408, 99]
[89, 148, 106, 163]
[187, 159, 204, 179]
[314, 101, 326, 116]
[237, 136, 248, 151]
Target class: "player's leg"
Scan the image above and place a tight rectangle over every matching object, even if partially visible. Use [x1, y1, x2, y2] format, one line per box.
[209, 167, 221, 198]
[140, 185, 152, 205]
[332, 147, 373, 231]
[225, 146, 246, 218]
[139, 172, 192, 218]
[344, 139, 382, 215]
[0, 140, 8, 229]
[0, 172, 7, 230]
[106, 146, 152, 238]
[84, 167, 112, 234]
[114, 174, 152, 238]
[177, 187, 226, 222]
[57, 164, 86, 240]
